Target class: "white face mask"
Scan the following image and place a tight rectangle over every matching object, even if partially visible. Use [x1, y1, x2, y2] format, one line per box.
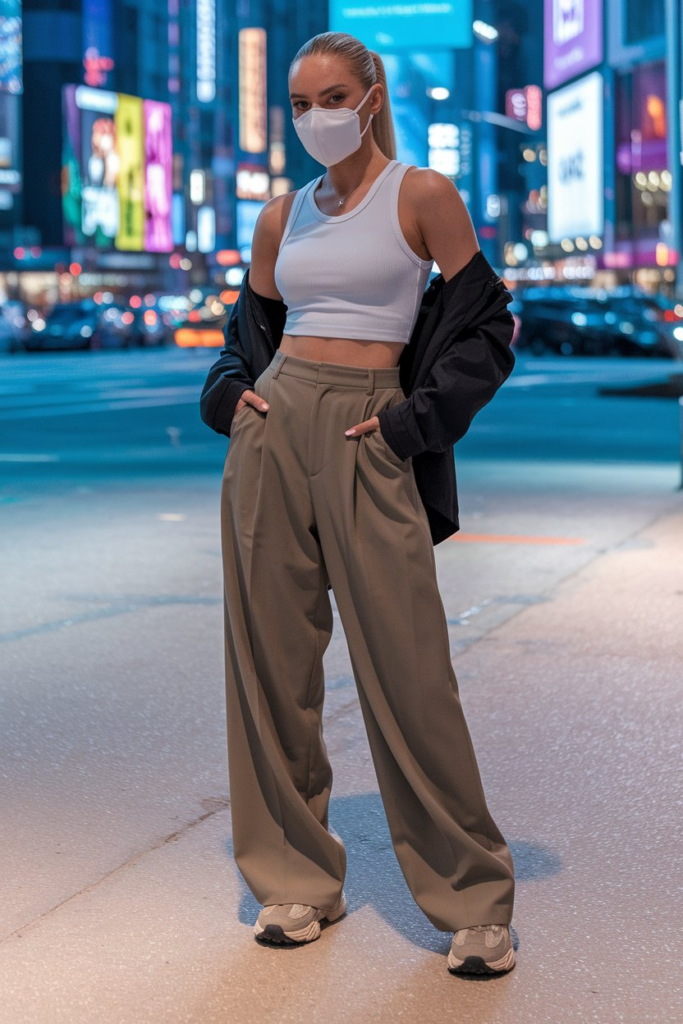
[292, 85, 376, 167]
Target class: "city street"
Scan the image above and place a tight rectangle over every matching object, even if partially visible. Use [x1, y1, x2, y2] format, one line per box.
[1, 348, 681, 1023]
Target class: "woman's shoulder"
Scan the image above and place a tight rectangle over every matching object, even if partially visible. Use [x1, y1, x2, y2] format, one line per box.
[400, 164, 463, 199]
[251, 188, 298, 255]
[264, 175, 319, 212]
[256, 179, 316, 243]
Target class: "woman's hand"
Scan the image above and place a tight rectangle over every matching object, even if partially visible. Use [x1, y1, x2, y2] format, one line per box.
[345, 415, 380, 438]
[235, 390, 269, 415]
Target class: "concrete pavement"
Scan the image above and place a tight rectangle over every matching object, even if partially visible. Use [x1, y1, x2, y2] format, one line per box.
[2, 476, 681, 1023]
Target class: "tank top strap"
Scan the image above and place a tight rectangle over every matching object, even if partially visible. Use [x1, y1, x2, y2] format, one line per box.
[389, 161, 412, 190]
[388, 162, 433, 269]
[278, 179, 317, 253]
[387, 162, 417, 215]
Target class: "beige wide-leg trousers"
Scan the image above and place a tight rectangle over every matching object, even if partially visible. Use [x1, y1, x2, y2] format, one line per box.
[220, 349, 515, 933]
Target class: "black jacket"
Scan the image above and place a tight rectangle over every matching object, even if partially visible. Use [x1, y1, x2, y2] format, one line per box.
[200, 248, 516, 546]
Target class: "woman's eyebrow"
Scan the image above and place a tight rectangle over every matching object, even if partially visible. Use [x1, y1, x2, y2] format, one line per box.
[289, 83, 349, 99]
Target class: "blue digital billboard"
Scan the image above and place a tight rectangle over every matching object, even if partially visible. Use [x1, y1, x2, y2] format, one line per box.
[330, 0, 473, 50]
[0, 0, 22, 94]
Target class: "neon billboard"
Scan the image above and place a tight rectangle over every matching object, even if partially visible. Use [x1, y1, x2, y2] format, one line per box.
[330, 0, 473, 49]
[62, 85, 173, 252]
[0, 0, 22, 94]
[547, 71, 604, 241]
[544, 0, 603, 90]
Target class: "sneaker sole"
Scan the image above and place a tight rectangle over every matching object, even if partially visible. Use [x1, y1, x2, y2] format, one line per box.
[448, 945, 516, 974]
[254, 892, 347, 945]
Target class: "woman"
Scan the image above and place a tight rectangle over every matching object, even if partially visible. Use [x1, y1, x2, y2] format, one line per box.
[208, 31, 517, 975]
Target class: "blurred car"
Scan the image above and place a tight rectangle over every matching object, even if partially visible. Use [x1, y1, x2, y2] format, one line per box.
[174, 313, 228, 349]
[127, 305, 174, 347]
[173, 292, 235, 349]
[514, 286, 679, 358]
[514, 295, 606, 356]
[0, 300, 32, 353]
[96, 302, 139, 348]
[604, 293, 682, 358]
[24, 299, 130, 351]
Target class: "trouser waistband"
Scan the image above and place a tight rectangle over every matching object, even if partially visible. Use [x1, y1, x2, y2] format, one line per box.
[270, 349, 402, 394]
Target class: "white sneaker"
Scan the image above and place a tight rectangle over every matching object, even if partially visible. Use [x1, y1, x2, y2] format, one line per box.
[447, 923, 516, 974]
[254, 890, 347, 945]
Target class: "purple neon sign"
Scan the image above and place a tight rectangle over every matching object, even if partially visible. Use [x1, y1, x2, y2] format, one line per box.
[544, 0, 603, 90]
[143, 99, 173, 253]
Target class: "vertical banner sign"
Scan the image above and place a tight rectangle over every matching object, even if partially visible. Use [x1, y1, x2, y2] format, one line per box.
[77, 86, 119, 248]
[196, 0, 216, 102]
[115, 92, 144, 250]
[544, 0, 603, 90]
[61, 84, 83, 244]
[0, 0, 22, 93]
[82, 0, 114, 88]
[547, 70, 604, 241]
[239, 28, 267, 153]
[0, 0, 22, 224]
[143, 99, 173, 251]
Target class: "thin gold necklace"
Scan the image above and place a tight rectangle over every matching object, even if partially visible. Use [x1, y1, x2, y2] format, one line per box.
[321, 174, 363, 208]
[336, 183, 360, 207]
[322, 162, 389, 207]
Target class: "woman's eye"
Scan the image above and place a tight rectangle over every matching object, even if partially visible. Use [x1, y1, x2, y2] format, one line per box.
[294, 94, 345, 111]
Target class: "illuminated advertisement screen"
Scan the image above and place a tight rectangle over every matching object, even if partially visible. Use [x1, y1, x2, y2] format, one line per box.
[116, 93, 145, 250]
[0, 90, 20, 219]
[144, 100, 173, 251]
[61, 84, 173, 252]
[239, 27, 267, 153]
[0, 0, 22, 94]
[196, 0, 216, 102]
[544, 0, 603, 90]
[330, 0, 473, 50]
[236, 199, 265, 251]
[82, 0, 114, 88]
[547, 71, 604, 241]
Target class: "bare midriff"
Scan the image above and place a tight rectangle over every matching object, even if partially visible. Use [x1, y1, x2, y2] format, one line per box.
[280, 333, 402, 368]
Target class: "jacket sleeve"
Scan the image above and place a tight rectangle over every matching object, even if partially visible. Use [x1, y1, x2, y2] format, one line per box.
[199, 294, 255, 438]
[377, 300, 516, 460]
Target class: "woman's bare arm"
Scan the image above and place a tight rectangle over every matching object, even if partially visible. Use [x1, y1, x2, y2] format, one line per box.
[230, 191, 297, 415]
[409, 169, 480, 283]
[247, 191, 297, 299]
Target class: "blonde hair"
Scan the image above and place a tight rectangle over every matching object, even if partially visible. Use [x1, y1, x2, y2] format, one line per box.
[290, 32, 397, 160]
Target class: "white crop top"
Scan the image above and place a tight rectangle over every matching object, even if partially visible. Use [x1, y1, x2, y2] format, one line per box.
[273, 159, 434, 345]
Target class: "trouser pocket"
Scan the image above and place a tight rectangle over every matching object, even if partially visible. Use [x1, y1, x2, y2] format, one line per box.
[229, 366, 275, 433]
[369, 385, 408, 468]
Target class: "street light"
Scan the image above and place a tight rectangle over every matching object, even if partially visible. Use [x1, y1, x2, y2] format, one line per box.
[473, 20, 498, 43]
